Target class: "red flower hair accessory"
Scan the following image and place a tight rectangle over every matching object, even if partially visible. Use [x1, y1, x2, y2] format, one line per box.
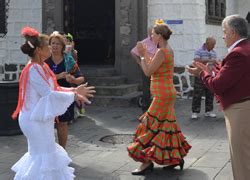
[21, 26, 39, 37]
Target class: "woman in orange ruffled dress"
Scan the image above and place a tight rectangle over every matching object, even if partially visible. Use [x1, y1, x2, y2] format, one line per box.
[127, 20, 191, 175]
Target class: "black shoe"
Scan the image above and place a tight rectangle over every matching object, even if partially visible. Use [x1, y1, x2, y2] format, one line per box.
[131, 162, 154, 175]
[163, 159, 184, 170]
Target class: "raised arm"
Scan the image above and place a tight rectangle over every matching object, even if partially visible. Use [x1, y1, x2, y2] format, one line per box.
[140, 49, 165, 76]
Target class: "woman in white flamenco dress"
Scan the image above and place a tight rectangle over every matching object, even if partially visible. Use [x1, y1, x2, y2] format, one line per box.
[11, 27, 95, 180]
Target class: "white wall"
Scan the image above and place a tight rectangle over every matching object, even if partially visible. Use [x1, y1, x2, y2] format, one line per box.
[148, 0, 205, 66]
[225, 0, 250, 19]
[0, 0, 42, 65]
[148, 0, 245, 66]
[0, 0, 42, 82]
[237, 0, 249, 19]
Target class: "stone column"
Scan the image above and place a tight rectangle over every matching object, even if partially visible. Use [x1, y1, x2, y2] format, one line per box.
[42, 0, 63, 34]
[115, 0, 147, 83]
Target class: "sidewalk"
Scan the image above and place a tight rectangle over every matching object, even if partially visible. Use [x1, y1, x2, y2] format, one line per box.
[0, 98, 233, 180]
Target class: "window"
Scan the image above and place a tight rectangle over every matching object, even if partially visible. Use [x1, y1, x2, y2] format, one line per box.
[0, 0, 10, 37]
[206, 0, 226, 25]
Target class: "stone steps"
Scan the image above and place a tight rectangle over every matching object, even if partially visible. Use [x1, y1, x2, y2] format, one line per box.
[91, 91, 142, 107]
[95, 84, 139, 96]
[80, 66, 141, 107]
[86, 76, 127, 86]
[82, 67, 117, 77]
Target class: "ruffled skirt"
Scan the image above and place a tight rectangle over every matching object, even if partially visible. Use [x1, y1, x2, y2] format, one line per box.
[127, 112, 191, 165]
[12, 144, 75, 180]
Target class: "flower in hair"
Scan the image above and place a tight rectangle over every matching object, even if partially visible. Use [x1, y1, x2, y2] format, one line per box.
[21, 26, 39, 37]
[155, 19, 165, 25]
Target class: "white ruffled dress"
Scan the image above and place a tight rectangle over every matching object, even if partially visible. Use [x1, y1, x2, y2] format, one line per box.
[11, 64, 75, 180]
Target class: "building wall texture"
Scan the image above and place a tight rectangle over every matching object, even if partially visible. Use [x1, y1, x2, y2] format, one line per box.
[42, 0, 63, 34]
[116, 0, 142, 83]
[0, 0, 249, 82]
[0, 0, 42, 82]
[148, 0, 248, 66]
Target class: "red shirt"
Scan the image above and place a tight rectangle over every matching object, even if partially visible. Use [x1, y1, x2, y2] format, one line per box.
[200, 39, 250, 110]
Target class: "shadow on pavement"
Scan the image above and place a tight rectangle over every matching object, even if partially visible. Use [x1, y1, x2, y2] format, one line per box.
[143, 167, 209, 180]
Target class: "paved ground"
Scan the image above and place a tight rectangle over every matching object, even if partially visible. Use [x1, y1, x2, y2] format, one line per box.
[0, 98, 233, 180]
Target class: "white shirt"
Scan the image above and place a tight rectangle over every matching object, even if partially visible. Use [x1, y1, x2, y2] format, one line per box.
[228, 38, 247, 53]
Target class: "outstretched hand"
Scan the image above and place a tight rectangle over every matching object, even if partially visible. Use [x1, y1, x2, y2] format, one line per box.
[75, 83, 96, 105]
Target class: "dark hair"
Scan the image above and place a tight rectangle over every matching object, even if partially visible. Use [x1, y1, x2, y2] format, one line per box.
[20, 34, 49, 57]
[20, 36, 39, 57]
[154, 24, 173, 40]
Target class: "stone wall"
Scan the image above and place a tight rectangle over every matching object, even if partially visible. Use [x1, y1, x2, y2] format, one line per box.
[119, 1, 132, 47]
[0, 0, 42, 82]
[147, 0, 240, 66]
[42, 0, 63, 34]
[115, 0, 144, 83]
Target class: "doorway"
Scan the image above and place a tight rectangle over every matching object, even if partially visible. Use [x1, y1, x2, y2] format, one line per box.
[64, 0, 115, 65]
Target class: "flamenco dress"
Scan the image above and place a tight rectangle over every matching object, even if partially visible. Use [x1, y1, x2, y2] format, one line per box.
[127, 49, 191, 165]
[11, 62, 75, 179]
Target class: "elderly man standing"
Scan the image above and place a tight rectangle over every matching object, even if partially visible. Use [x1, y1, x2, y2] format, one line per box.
[187, 15, 250, 180]
[191, 37, 217, 119]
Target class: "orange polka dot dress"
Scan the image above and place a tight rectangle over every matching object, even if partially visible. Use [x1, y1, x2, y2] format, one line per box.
[127, 48, 191, 165]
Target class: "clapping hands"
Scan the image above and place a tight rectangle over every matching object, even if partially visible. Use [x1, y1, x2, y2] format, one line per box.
[136, 42, 147, 57]
[186, 61, 211, 77]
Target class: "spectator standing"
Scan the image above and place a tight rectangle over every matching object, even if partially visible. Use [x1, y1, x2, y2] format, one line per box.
[46, 32, 85, 149]
[191, 37, 217, 119]
[187, 15, 250, 180]
[65, 33, 86, 118]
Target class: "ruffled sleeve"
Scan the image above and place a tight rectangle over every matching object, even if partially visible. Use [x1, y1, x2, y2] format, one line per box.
[29, 64, 75, 122]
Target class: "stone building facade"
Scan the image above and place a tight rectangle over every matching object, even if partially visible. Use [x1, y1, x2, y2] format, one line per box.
[148, 0, 249, 65]
[0, 0, 42, 82]
[0, 0, 249, 83]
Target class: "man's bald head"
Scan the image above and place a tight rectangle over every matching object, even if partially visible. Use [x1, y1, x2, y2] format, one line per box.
[205, 37, 216, 51]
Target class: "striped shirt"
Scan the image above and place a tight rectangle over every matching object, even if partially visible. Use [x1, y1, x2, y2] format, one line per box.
[194, 44, 217, 60]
